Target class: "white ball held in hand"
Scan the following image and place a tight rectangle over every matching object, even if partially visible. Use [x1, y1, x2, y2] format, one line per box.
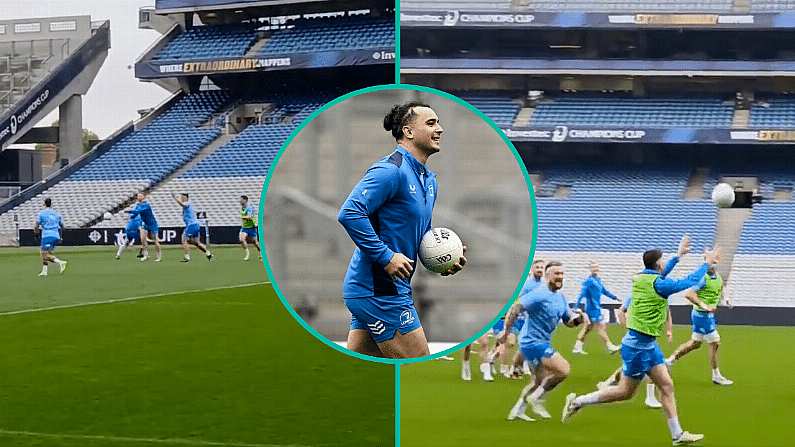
[418, 227, 464, 274]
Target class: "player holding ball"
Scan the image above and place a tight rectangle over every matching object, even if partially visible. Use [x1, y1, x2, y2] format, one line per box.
[337, 101, 466, 359]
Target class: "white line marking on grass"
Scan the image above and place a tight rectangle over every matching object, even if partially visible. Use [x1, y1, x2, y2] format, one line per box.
[0, 282, 272, 317]
[0, 429, 310, 447]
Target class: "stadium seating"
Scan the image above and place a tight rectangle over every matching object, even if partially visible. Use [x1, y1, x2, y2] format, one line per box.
[748, 96, 795, 128]
[0, 91, 228, 229]
[260, 16, 393, 54]
[153, 24, 259, 60]
[534, 166, 717, 252]
[456, 92, 522, 127]
[751, 0, 795, 12]
[531, 96, 734, 128]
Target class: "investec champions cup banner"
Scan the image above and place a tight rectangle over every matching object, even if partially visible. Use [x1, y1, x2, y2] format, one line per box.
[135, 48, 395, 79]
[502, 126, 795, 144]
[401, 10, 795, 29]
[19, 226, 245, 247]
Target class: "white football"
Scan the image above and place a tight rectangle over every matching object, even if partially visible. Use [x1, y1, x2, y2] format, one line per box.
[711, 183, 735, 208]
[418, 227, 464, 274]
[103, 211, 113, 220]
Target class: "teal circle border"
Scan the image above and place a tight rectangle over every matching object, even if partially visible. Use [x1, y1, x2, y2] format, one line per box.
[258, 83, 538, 365]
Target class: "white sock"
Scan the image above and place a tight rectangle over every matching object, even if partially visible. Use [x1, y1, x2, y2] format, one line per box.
[574, 340, 583, 350]
[529, 385, 546, 401]
[244, 247, 250, 256]
[573, 391, 600, 407]
[667, 417, 683, 439]
[184, 254, 191, 260]
[712, 368, 721, 377]
[52, 257, 63, 264]
[116, 244, 125, 257]
[41, 264, 48, 274]
[646, 383, 656, 400]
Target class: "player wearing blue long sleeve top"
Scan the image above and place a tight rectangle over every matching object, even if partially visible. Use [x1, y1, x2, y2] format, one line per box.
[129, 192, 161, 262]
[572, 261, 623, 355]
[338, 102, 465, 359]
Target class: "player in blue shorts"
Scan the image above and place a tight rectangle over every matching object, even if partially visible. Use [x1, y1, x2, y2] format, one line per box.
[115, 213, 143, 259]
[129, 192, 161, 262]
[666, 263, 733, 385]
[572, 261, 622, 355]
[34, 198, 67, 276]
[172, 192, 212, 262]
[239, 195, 260, 261]
[501, 261, 586, 421]
[338, 101, 465, 359]
[563, 235, 719, 445]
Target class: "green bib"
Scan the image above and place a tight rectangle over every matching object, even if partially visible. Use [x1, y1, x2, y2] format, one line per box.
[695, 273, 723, 308]
[627, 273, 668, 337]
[241, 209, 255, 228]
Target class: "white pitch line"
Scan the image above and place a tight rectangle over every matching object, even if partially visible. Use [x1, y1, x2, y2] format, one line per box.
[0, 428, 310, 447]
[0, 282, 271, 317]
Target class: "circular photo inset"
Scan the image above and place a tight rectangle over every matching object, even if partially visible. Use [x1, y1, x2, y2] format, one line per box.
[261, 85, 535, 361]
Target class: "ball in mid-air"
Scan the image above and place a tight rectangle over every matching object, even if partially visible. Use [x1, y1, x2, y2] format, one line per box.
[711, 183, 735, 208]
[103, 211, 113, 220]
[418, 227, 464, 274]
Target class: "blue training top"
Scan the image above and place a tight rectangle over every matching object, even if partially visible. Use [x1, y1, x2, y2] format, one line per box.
[338, 146, 438, 299]
[518, 285, 571, 347]
[182, 202, 198, 227]
[37, 208, 63, 239]
[520, 274, 543, 295]
[576, 275, 619, 312]
[126, 214, 142, 232]
[129, 201, 158, 227]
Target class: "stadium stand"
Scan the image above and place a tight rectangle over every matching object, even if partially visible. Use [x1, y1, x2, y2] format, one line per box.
[456, 92, 522, 127]
[531, 96, 734, 128]
[153, 24, 258, 60]
[0, 91, 228, 229]
[749, 96, 795, 128]
[259, 16, 393, 54]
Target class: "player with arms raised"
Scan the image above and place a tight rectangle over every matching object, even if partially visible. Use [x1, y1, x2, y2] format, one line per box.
[562, 236, 720, 445]
[34, 197, 67, 276]
[239, 195, 260, 261]
[572, 261, 622, 355]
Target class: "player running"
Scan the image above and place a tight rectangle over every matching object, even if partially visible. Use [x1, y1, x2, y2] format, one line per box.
[239, 195, 260, 261]
[572, 261, 622, 355]
[492, 260, 546, 378]
[115, 212, 142, 260]
[503, 261, 586, 422]
[562, 236, 719, 445]
[337, 101, 466, 359]
[129, 192, 161, 262]
[596, 295, 671, 409]
[172, 192, 212, 262]
[461, 332, 494, 382]
[666, 264, 733, 386]
[34, 197, 67, 276]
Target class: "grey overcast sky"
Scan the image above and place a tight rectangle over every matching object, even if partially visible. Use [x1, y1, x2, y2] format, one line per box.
[1, 0, 171, 138]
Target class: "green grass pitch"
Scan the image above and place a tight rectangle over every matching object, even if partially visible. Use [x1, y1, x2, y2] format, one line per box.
[0, 246, 394, 447]
[401, 324, 795, 447]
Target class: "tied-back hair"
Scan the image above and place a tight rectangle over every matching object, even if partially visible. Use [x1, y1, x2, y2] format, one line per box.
[383, 101, 430, 140]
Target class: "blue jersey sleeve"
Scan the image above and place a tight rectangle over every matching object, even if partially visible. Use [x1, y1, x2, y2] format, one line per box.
[559, 294, 572, 324]
[660, 256, 679, 278]
[128, 204, 143, 218]
[621, 296, 632, 311]
[654, 262, 709, 298]
[338, 163, 400, 267]
[575, 280, 589, 307]
[602, 284, 618, 300]
[690, 275, 707, 292]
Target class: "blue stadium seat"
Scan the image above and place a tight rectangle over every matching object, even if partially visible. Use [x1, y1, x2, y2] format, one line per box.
[260, 16, 394, 55]
[153, 24, 259, 61]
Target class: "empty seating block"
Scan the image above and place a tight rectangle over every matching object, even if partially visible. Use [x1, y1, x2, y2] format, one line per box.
[749, 96, 795, 129]
[456, 92, 522, 127]
[531, 96, 734, 128]
[261, 16, 393, 54]
[153, 25, 259, 60]
[535, 167, 717, 252]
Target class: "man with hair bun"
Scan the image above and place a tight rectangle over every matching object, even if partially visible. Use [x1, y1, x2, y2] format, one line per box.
[337, 101, 466, 359]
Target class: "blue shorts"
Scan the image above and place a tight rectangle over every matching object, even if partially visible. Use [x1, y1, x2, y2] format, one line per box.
[691, 310, 717, 335]
[621, 343, 665, 380]
[40, 236, 59, 252]
[345, 295, 422, 344]
[183, 223, 201, 239]
[125, 229, 141, 243]
[143, 222, 159, 235]
[519, 342, 556, 370]
[587, 308, 604, 323]
[240, 227, 258, 239]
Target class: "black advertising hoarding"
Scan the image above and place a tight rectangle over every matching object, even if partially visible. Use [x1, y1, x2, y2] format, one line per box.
[19, 226, 246, 247]
[400, 10, 795, 29]
[135, 48, 395, 79]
